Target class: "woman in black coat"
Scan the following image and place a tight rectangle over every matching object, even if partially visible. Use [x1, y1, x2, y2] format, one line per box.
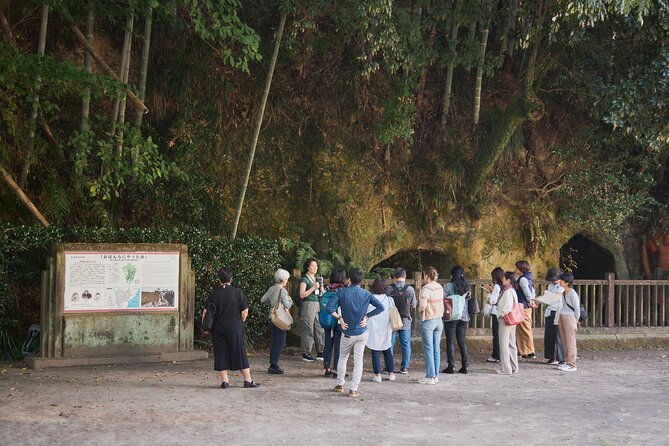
[202, 267, 259, 388]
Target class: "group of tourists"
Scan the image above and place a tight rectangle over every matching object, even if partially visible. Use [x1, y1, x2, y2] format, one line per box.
[201, 258, 581, 395]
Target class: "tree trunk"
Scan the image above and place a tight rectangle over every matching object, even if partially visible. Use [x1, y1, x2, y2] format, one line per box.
[80, 3, 94, 132]
[134, 6, 153, 129]
[111, 12, 134, 143]
[230, 13, 287, 240]
[473, 27, 489, 125]
[20, 4, 49, 189]
[115, 13, 135, 155]
[441, 21, 460, 131]
[0, 9, 13, 40]
[499, 0, 517, 56]
[70, 25, 148, 113]
[1, 165, 50, 227]
[464, 20, 477, 73]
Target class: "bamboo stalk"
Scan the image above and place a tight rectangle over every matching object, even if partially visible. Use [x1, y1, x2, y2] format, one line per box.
[1, 165, 50, 227]
[441, 21, 459, 130]
[231, 13, 287, 240]
[134, 6, 153, 128]
[80, 3, 94, 132]
[20, 4, 49, 189]
[115, 13, 135, 155]
[70, 25, 148, 114]
[473, 27, 489, 125]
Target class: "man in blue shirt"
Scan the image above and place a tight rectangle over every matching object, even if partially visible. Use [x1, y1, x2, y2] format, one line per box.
[326, 268, 384, 397]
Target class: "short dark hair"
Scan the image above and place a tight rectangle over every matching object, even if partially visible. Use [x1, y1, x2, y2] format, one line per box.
[217, 267, 233, 284]
[329, 269, 346, 285]
[504, 271, 516, 285]
[393, 267, 407, 279]
[303, 258, 318, 274]
[545, 267, 561, 282]
[491, 267, 504, 286]
[348, 267, 364, 285]
[559, 272, 574, 287]
[515, 260, 530, 274]
[372, 276, 387, 294]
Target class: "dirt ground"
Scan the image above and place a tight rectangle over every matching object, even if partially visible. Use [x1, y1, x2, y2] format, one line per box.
[1, 348, 668, 445]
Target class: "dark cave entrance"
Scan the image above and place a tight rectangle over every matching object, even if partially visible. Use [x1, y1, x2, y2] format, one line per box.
[560, 234, 615, 279]
[371, 249, 455, 278]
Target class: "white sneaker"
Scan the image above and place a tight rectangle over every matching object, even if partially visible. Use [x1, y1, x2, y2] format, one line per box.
[434, 376, 439, 383]
[560, 364, 577, 372]
[388, 373, 396, 382]
[418, 377, 435, 385]
[372, 374, 382, 383]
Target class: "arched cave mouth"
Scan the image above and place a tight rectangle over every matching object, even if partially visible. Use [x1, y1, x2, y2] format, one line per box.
[371, 249, 455, 278]
[560, 234, 615, 279]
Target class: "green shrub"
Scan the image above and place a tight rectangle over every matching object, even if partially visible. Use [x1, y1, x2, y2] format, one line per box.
[0, 225, 281, 355]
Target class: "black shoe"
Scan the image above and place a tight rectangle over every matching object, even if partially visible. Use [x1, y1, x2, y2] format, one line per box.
[324, 370, 333, 377]
[442, 367, 455, 374]
[244, 380, 260, 388]
[220, 382, 229, 389]
[268, 365, 284, 374]
[302, 353, 315, 362]
[458, 367, 468, 374]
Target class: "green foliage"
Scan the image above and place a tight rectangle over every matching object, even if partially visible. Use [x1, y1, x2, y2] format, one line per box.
[0, 225, 282, 354]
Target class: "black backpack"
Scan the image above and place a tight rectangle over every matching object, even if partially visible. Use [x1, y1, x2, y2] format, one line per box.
[293, 280, 302, 307]
[388, 284, 411, 319]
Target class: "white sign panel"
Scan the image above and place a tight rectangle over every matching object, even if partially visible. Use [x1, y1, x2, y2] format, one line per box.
[64, 251, 180, 312]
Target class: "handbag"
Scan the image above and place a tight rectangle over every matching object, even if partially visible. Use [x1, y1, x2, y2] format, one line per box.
[503, 301, 525, 326]
[270, 289, 293, 330]
[201, 301, 217, 334]
[389, 302, 403, 331]
[482, 302, 493, 317]
[468, 294, 480, 315]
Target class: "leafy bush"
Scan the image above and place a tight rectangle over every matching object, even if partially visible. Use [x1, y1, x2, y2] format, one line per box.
[0, 225, 281, 356]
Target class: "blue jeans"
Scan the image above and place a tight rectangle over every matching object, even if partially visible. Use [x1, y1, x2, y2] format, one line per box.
[391, 328, 411, 369]
[371, 349, 394, 374]
[269, 321, 286, 367]
[420, 318, 443, 378]
[323, 326, 341, 371]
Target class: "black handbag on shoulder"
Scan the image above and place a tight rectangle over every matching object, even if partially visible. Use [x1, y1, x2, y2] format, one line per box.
[201, 301, 217, 334]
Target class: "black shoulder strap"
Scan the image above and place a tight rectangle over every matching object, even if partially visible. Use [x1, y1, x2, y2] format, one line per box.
[563, 293, 575, 312]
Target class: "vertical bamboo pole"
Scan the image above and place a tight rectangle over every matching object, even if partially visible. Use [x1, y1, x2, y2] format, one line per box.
[20, 4, 49, 188]
[473, 27, 489, 125]
[115, 13, 134, 155]
[81, 3, 94, 131]
[231, 13, 286, 240]
[134, 6, 153, 128]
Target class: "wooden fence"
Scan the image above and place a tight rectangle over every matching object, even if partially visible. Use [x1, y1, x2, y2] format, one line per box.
[289, 272, 669, 334]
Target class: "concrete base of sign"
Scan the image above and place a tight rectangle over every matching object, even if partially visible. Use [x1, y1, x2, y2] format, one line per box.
[25, 350, 209, 369]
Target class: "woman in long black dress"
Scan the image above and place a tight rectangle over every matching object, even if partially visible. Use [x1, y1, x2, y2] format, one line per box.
[203, 267, 259, 388]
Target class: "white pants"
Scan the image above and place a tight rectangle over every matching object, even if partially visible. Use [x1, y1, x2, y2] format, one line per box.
[498, 317, 519, 374]
[337, 331, 369, 391]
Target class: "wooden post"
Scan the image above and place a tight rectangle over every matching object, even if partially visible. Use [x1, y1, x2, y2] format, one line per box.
[607, 272, 615, 328]
[412, 272, 422, 337]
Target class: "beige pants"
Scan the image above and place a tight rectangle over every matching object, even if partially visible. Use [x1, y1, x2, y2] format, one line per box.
[559, 314, 578, 365]
[515, 308, 535, 355]
[498, 317, 519, 374]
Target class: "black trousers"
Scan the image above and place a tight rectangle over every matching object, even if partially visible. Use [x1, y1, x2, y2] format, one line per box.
[269, 321, 287, 366]
[491, 315, 500, 360]
[544, 310, 563, 362]
[443, 320, 468, 368]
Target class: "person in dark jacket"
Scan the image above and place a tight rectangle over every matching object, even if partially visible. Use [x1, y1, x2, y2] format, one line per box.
[202, 267, 259, 389]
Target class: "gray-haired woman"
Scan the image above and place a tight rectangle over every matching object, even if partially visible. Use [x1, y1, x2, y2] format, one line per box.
[261, 268, 293, 374]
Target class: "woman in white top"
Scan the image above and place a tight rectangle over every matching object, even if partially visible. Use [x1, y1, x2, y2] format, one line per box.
[485, 267, 504, 363]
[366, 277, 396, 383]
[558, 273, 580, 372]
[543, 267, 565, 365]
[496, 272, 520, 375]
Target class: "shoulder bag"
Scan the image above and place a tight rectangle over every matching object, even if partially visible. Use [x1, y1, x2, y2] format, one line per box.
[388, 299, 403, 331]
[271, 288, 293, 330]
[468, 292, 480, 315]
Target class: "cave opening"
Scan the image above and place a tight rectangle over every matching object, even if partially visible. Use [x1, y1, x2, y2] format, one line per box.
[560, 234, 615, 279]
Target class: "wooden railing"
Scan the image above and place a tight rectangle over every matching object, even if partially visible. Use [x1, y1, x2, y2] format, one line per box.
[289, 272, 669, 333]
